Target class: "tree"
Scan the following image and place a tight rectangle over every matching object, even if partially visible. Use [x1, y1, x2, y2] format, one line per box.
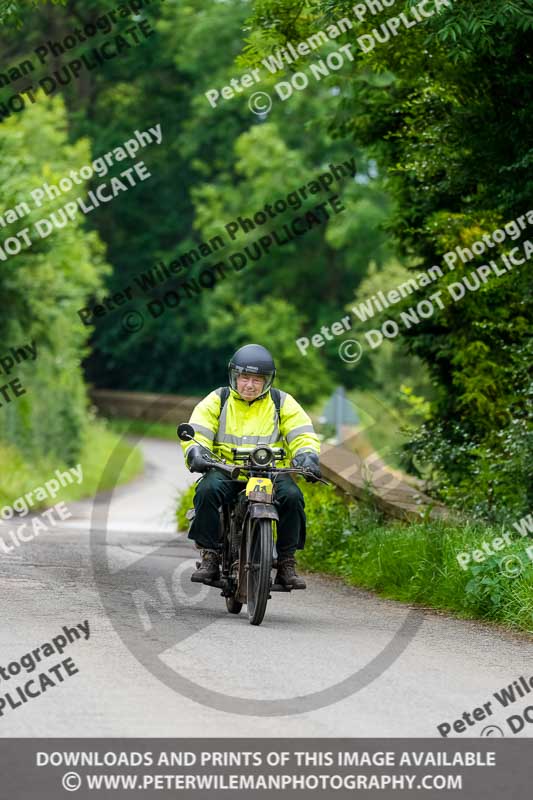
[241, 0, 533, 515]
[201, 297, 331, 404]
[0, 96, 108, 463]
[0, 0, 65, 28]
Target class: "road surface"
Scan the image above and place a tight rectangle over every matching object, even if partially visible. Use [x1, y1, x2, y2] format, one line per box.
[1, 438, 531, 737]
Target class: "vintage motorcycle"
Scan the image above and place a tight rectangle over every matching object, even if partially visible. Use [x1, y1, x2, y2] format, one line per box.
[177, 423, 326, 626]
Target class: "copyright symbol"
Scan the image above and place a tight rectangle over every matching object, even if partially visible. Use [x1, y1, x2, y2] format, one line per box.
[62, 772, 82, 791]
[500, 555, 523, 578]
[121, 310, 144, 334]
[339, 339, 363, 365]
[480, 725, 504, 737]
[249, 92, 272, 115]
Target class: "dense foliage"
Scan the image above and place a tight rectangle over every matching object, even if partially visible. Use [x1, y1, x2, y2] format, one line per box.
[240, 0, 533, 517]
[0, 97, 107, 463]
[1, 0, 530, 515]
[2, 0, 395, 399]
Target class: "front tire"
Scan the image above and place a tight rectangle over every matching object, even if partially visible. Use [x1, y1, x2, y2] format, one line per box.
[246, 518, 273, 626]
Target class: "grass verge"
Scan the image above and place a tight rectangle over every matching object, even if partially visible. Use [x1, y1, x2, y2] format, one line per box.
[177, 483, 195, 532]
[176, 480, 532, 634]
[299, 483, 533, 634]
[0, 420, 144, 511]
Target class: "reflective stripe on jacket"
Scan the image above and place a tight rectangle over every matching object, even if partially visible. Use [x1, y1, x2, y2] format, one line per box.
[181, 387, 320, 468]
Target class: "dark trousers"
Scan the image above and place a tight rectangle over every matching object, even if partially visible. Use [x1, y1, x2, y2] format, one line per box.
[188, 471, 306, 559]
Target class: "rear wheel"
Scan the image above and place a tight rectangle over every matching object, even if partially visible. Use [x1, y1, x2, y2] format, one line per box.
[246, 518, 273, 626]
[225, 596, 243, 614]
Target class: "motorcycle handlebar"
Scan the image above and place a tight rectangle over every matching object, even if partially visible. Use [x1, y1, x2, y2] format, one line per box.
[275, 468, 329, 485]
[206, 463, 328, 484]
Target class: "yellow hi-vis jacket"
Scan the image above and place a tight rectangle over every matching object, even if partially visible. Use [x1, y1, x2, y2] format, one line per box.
[182, 387, 320, 469]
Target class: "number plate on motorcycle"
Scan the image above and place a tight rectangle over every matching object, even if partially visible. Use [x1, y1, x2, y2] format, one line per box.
[246, 477, 273, 497]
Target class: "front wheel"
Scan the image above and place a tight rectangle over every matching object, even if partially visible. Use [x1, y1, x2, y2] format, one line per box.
[246, 518, 273, 626]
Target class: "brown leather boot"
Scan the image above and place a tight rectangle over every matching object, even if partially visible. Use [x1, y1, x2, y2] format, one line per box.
[191, 549, 220, 582]
[275, 556, 306, 589]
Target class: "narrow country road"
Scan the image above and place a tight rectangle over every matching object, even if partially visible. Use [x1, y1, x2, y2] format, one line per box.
[1, 438, 531, 737]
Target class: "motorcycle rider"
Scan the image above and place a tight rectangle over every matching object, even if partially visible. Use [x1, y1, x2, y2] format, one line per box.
[181, 344, 322, 589]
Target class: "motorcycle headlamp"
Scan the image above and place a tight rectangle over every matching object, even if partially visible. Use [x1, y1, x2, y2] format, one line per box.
[251, 446, 273, 467]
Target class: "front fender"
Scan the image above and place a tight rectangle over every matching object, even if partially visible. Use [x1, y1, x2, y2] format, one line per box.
[248, 502, 279, 521]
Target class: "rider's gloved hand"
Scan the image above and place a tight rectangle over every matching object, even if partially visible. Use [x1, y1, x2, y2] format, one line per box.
[292, 451, 322, 483]
[187, 446, 215, 474]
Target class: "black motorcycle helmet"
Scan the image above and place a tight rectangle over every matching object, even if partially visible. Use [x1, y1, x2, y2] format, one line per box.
[228, 344, 276, 400]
